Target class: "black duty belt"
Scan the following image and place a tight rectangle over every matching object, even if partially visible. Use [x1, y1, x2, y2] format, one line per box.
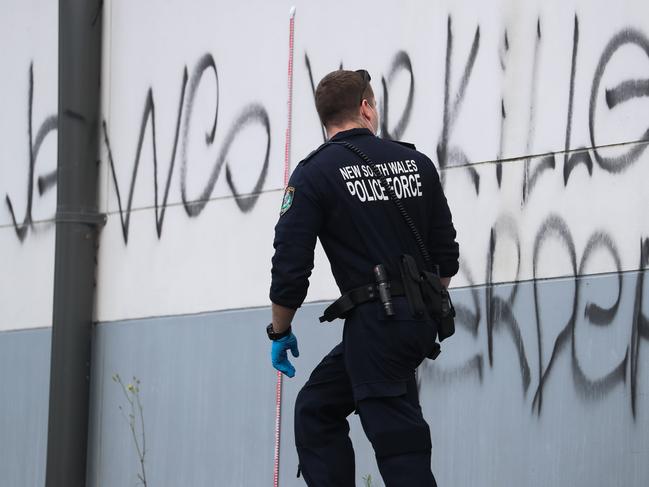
[319, 281, 405, 323]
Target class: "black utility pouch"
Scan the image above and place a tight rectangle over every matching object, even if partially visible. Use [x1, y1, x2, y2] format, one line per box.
[420, 271, 455, 341]
[436, 286, 456, 341]
[400, 254, 456, 342]
[399, 255, 426, 318]
[420, 271, 442, 315]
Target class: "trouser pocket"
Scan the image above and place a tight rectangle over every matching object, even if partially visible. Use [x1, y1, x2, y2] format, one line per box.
[355, 378, 431, 458]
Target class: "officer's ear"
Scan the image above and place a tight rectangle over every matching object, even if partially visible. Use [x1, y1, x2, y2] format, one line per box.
[360, 98, 374, 122]
[360, 98, 373, 116]
[360, 98, 378, 134]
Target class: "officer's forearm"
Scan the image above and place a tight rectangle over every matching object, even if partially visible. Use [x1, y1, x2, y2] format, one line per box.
[272, 303, 297, 333]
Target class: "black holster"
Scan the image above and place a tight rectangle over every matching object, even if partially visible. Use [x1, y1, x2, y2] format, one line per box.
[399, 254, 455, 342]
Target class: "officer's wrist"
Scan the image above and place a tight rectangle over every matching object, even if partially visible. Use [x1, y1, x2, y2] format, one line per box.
[271, 303, 297, 334]
[267, 323, 292, 341]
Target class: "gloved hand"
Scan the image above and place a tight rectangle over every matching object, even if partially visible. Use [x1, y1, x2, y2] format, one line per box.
[271, 332, 300, 378]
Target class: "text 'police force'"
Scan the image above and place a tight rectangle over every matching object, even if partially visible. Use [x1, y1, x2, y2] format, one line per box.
[339, 160, 422, 202]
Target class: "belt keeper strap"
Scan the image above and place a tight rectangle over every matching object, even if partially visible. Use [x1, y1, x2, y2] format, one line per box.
[319, 294, 355, 322]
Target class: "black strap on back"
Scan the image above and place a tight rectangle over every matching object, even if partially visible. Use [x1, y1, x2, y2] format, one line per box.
[328, 140, 437, 272]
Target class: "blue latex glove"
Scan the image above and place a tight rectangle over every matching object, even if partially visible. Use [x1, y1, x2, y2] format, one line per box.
[271, 332, 300, 378]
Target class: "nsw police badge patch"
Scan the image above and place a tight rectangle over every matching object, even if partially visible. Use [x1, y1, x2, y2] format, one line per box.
[280, 186, 295, 215]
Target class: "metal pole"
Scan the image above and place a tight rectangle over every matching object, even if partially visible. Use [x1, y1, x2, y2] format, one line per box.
[45, 1, 103, 486]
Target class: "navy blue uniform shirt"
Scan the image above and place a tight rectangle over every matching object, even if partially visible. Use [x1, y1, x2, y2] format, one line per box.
[270, 128, 459, 310]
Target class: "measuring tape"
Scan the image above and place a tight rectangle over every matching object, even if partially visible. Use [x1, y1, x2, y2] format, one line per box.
[274, 6, 296, 487]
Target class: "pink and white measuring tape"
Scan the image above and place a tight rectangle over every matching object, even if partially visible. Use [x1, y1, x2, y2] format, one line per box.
[274, 6, 296, 487]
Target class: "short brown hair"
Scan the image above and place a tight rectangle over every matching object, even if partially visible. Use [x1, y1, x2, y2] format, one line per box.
[315, 70, 375, 128]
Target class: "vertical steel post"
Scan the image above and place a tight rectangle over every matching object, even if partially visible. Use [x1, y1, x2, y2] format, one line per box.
[45, 1, 103, 486]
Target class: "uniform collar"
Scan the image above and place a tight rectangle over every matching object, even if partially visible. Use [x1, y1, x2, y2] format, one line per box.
[329, 127, 374, 141]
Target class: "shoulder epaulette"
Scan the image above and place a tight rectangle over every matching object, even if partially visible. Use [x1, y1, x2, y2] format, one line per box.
[393, 140, 417, 150]
[300, 142, 332, 165]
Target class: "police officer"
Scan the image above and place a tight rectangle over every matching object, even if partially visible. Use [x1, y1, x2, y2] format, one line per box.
[268, 69, 459, 486]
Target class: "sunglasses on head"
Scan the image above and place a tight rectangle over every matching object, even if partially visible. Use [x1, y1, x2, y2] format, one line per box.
[355, 69, 371, 105]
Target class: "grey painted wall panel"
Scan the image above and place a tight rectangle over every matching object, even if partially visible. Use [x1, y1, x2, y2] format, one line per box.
[86, 310, 279, 487]
[0, 328, 50, 487]
[279, 271, 649, 487]
[86, 270, 648, 487]
[3, 271, 646, 486]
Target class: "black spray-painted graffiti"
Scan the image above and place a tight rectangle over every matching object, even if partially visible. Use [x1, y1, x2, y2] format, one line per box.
[102, 53, 271, 243]
[433, 14, 649, 196]
[421, 218, 648, 419]
[5, 63, 58, 242]
[4, 14, 648, 418]
[9, 16, 647, 241]
[6, 55, 271, 244]
[437, 16, 481, 192]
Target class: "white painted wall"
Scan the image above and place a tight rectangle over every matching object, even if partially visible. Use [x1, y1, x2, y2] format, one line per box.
[2, 0, 648, 326]
[95, 0, 649, 322]
[0, 0, 58, 331]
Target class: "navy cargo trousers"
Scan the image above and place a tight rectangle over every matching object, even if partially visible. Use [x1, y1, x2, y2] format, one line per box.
[294, 298, 438, 486]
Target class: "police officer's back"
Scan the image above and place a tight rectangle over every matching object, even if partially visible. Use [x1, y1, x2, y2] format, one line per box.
[271, 127, 458, 309]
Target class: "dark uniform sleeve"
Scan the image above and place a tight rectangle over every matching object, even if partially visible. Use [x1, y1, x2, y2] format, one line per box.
[270, 164, 324, 309]
[426, 158, 459, 277]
